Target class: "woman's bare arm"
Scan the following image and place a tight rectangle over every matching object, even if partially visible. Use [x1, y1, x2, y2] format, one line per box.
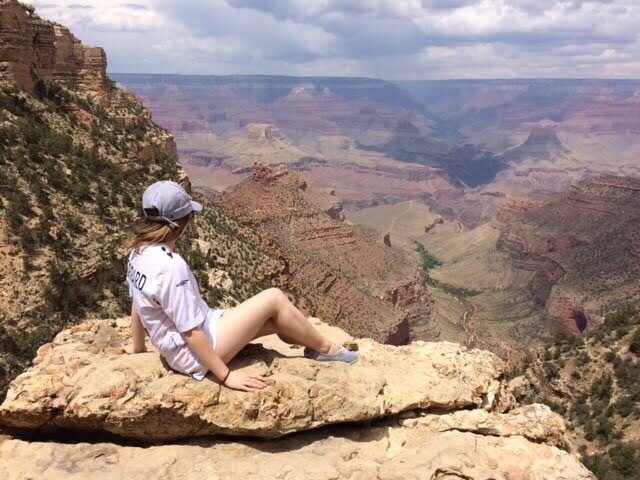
[124, 303, 147, 354]
[184, 327, 269, 391]
[183, 328, 229, 380]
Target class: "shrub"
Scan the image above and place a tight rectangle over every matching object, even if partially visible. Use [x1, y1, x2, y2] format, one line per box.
[615, 395, 635, 418]
[629, 327, 640, 355]
[414, 240, 443, 270]
[590, 374, 613, 402]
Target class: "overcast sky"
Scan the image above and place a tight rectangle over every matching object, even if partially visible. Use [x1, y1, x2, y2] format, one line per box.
[27, 0, 640, 79]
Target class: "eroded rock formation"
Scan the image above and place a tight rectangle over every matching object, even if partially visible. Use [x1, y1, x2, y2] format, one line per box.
[221, 163, 432, 344]
[497, 175, 640, 333]
[0, 0, 111, 100]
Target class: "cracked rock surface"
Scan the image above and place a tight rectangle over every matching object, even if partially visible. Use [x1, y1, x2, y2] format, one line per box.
[0, 317, 594, 478]
[0, 318, 508, 441]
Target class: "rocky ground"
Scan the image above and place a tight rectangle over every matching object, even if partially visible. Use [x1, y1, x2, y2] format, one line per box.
[0, 317, 594, 479]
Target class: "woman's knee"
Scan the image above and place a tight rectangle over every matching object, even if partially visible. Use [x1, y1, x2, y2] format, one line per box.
[263, 287, 289, 306]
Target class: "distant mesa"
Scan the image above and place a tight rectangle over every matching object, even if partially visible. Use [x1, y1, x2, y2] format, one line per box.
[246, 123, 286, 141]
[499, 126, 569, 164]
[290, 83, 316, 97]
[181, 149, 227, 167]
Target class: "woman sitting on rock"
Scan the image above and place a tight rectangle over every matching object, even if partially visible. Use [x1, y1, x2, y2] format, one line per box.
[123, 181, 358, 392]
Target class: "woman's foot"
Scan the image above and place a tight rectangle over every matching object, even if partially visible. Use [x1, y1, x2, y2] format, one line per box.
[304, 345, 359, 364]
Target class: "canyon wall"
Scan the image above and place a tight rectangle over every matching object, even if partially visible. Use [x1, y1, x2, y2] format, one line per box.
[220, 163, 432, 344]
[0, 0, 111, 100]
[497, 176, 640, 334]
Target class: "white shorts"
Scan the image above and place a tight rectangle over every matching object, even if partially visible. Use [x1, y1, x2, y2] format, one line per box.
[202, 308, 225, 351]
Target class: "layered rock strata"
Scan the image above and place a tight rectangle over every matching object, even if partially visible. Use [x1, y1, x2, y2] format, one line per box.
[220, 163, 432, 344]
[0, 0, 111, 99]
[497, 175, 640, 333]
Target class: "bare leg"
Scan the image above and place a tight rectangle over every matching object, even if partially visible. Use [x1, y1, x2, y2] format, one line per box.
[214, 288, 337, 363]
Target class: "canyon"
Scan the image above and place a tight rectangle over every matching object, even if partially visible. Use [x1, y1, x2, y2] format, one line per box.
[115, 72, 640, 355]
[220, 162, 431, 344]
[0, 0, 638, 476]
[351, 175, 640, 362]
[115, 74, 640, 216]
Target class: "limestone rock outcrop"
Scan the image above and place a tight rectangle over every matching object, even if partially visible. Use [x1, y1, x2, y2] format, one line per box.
[0, 318, 508, 441]
[0, 0, 112, 99]
[0, 317, 595, 479]
[0, 427, 594, 480]
[399, 403, 566, 447]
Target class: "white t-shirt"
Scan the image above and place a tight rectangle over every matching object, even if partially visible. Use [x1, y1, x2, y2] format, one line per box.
[126, 243, 223, 380]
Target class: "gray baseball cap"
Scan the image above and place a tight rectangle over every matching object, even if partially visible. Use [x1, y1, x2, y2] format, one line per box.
[142, 180, 203, 228]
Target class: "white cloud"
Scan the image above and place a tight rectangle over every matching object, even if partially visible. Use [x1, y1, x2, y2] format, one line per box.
[30, 0, 165, 32]
[22, 0, 640, 78]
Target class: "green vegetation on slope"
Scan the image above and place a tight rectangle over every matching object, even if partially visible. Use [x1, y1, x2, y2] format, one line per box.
[513, 305, 640, 480]
[414, 240, 479, 298]
[414, 240, 443, 270]
[0, 80, 282, 400]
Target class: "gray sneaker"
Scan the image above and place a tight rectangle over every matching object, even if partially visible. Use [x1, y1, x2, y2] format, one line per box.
[304, 345, 359, 364]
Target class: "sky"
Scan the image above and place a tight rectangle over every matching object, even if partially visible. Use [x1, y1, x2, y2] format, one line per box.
[27, 0, 640, 80]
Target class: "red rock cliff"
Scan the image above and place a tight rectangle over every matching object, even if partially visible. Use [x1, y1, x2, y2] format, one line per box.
[0, 0, 111, 101]
[221, 163, 432, 344]
[497, 175, 640, 334]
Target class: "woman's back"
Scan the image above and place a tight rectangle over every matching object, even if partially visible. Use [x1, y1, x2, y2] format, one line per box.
[127, 242, 217, 379]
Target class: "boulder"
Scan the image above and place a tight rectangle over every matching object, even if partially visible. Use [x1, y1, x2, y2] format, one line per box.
[0, 317, 595, 478]
[0, 318, 509, 441]
[399, 403, 566, 447]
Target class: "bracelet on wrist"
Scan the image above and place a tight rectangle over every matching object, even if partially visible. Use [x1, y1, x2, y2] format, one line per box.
[221, 369, 231, 384]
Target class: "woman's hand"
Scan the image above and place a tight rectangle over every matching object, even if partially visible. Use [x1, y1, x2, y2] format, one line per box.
[123, 342, 147, 354]
[223, 371, 271, 392]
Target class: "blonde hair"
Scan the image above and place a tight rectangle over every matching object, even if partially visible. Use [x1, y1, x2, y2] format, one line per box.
[125, 213, 193, 252]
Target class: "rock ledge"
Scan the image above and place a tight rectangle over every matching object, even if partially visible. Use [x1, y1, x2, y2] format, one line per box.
[1, 318, 507, 441]
[0, 318, 595, 479]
